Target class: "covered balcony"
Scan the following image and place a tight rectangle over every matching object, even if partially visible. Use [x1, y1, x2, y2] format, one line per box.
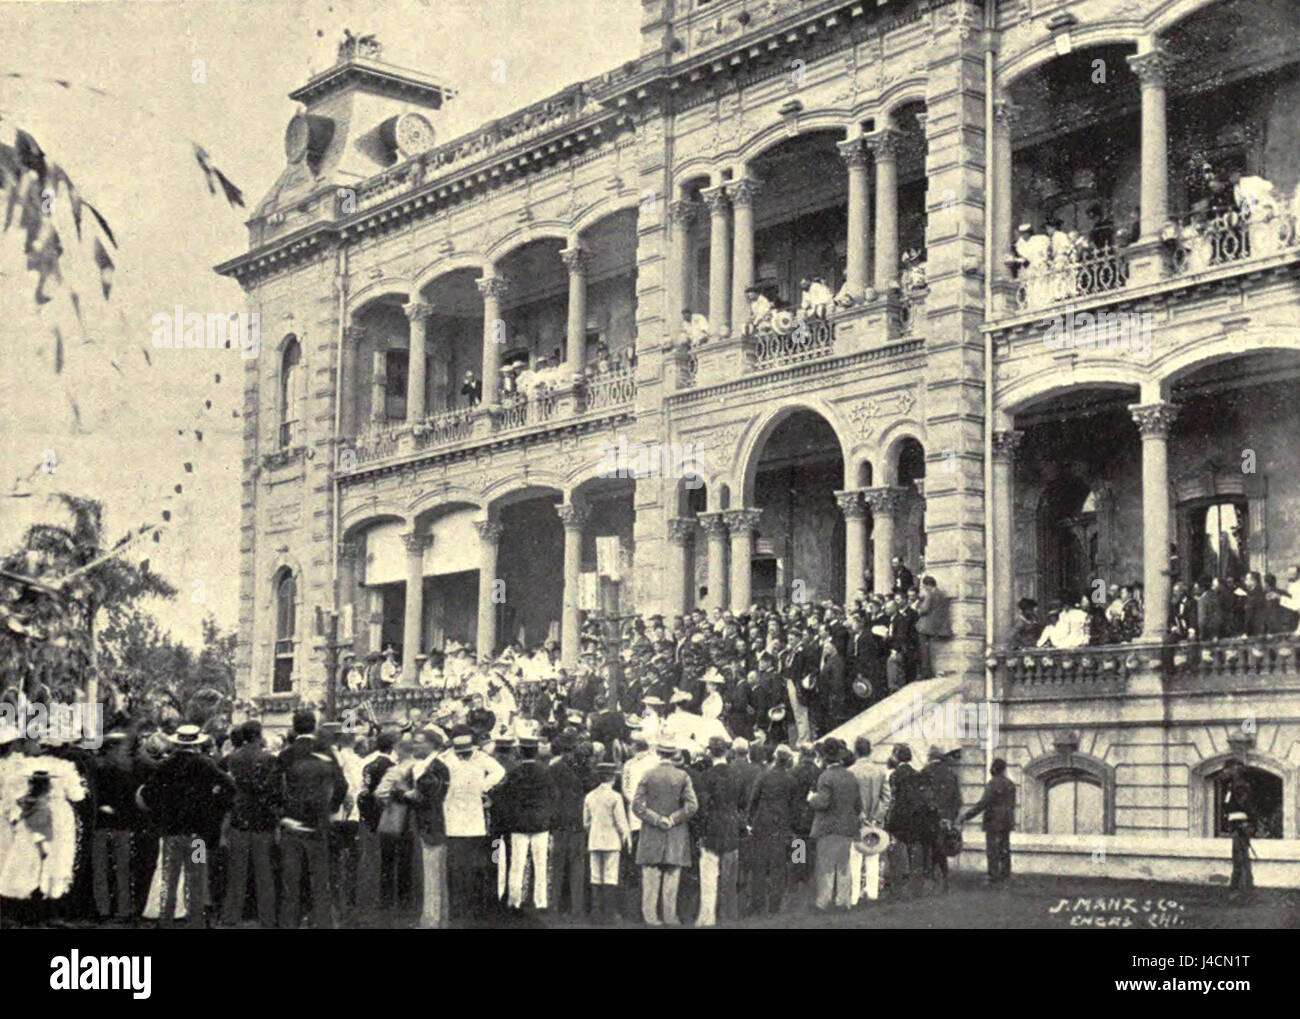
[666, 108, 928, 391]
[992, 0, 1300, 320]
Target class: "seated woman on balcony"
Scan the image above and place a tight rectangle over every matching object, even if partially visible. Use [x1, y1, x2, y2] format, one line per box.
[679, 308, 711, 346]
[1036, 595, 1091, 649]
[1012, 223, 1052, 309]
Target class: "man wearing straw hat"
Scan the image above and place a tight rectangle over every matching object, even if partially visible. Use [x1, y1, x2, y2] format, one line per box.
[633, 740, 698, 925]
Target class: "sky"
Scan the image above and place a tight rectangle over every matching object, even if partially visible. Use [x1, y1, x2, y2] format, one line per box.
[1, 0, 642, 646]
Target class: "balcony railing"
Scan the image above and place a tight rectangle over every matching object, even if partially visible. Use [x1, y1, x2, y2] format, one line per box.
[990, 633, 1300, 698]
[583, 368, 636, 412]
[752, 314, 836, 370]
[494, 391, 558, 432]
[1168, 206, 1299, 275]
[413, 407, 475, 449]
[353, 423, 405, 465]
[1015, 244, 1130, 312]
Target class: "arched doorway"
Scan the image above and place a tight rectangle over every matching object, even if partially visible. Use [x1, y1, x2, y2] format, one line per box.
[749, 409, 846, 606]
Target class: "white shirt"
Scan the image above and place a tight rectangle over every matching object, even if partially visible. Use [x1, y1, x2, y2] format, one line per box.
[441, 750, 505, 838]
[621, 750, 658, 833]
[333, 746, 365, 822]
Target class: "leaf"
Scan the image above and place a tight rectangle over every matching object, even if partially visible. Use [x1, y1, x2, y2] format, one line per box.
[84, 199, 117, 248]
[54, 326, 64, 373]
[14, 129, 47, 182]
[93, 237, 114, 298]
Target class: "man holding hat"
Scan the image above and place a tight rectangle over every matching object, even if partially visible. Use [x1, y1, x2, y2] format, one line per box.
[633, 741, 698, 925]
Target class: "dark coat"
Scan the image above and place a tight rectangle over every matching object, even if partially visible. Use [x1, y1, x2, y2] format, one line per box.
[92, 754, 151, 831]
[808, 764, 862, 839]
[278, 739, 346, 832]
[916, 587, 952, 637]
[921, 759, 962, 822]
[549, 757, 587, 832]
[139, 750, 236, 836]
[885, 762, 934, 842]
[633, 761, 698, 867]
[226, 743, 283, 832]
[695, 761, 746, 853]
[493, 759, 557, 833]
[963, 773, 1017, 832]
[728, 757, 761, 806]
[747, 766, 802, 836]
[405, 757, 450, 846]
[893, 565, 915, 595]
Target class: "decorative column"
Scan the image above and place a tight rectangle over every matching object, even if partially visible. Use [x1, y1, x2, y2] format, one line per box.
[1127, 46, 1172, 242]
[1130, 402, 1179, 640]
[369, 349, 387, 427]
[400, 531, 431, 685]
[701, 184, 731, 335]
[836, 489, 869, 604]
[665, 517, 695, 618]
[667, 201, 698, 331]
[724, 508, 763, 614]
[403, 301, 433, 422]
[477, 275, 510, 406]
[990, 430, 1023, 645]
[867, 129, 901, 293]
[991, 100, 1021, 275]
[341, 324, 365, 436]
[557, 503, 590, 666]
[865, 486, 908, 595]
[337, 538, 362, 645]
[560, 246, 591, 370]
[699, 511, 730, 613]
[473, 519, 504, 661]
[728, 177, 761, 337]
[838, 138, 871, 302]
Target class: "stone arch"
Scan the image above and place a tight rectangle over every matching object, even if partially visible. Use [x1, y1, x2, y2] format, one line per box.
[340, 505, 407, 541]
[485, 223, 572, 262]
[998, 364, 1148, 417]
[875, 86, 930, 126]
[1023, 749, 1117, 835]
[482, 478, 566, 514]
[1151, 325, 1300, 397]
[407, 489, 483, 526]
[412, 253, 489, 294]
[572, 193, 642, 237]
[736, 116, 853, 169]
[1189, 750, 1295, 839]
[998, 26, 1144, 87]
[736, 398, 853, 507]
[875, 420, 927, 485]
[348, 279, 414, 315]
[1150, 0, 1245, 37]
[671, 161, 722, 194]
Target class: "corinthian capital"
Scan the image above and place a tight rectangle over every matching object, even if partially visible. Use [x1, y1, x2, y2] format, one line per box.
[556, 503, 590, 530]
[834, 489, 868, 519]
[866, 128, 901, 163]
[727, 177, 762, 209]
[722, 508, 763, 535]
[864, 485, 908, 518]
[402, 301, 434, 323]
[1130, 402, 1180, 438]
[401, 531, 432, 555]
[1127, 46, 1174, 88]
[560, 246, 592, 276]
[474, 519, 505, 544]
[837, 138, 870, 169]
[669, 200, 700, 227]
[476, 275, 511, 301]
[666, 517, 696, 544]
[701, 184, 730, 216]
[991, 429, 1024, 463]
[698, 510, 729, 536]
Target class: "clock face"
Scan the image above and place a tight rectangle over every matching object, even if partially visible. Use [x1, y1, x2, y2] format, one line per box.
[284, 114, 310, 163]
[394, 112, 435, 157]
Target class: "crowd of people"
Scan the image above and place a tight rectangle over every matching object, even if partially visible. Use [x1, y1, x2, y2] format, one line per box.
[1013, 564, 1300, 650]
[455, 343, 637, 413]
[0, 702, 1020, 930]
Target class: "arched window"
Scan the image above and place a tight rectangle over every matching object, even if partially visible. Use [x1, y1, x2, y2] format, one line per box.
[279, 337, 302, 449]
[273, 569, 296, 693]
[1045, 771, 1105, 835]
[1212, 765, 1283, 840]
[1188, 498, 1247, 583]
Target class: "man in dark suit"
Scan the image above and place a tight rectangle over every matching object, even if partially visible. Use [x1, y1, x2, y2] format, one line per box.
[1241, 571, 1270, 637]
[137, 724, 236, 927]
[277, 710, 347, 929]
[891, 556, 915, 598]
[494, 736, 557, 912]
[808, 737, 862, 911]
[887, 596, 920, 688]
[816, 633, 847, 736]
[746, 744, 801, 914]
[222, 720, 282, 927]
[961, 757, 1017, 885]
[915, 577, 951, 679]
[694, 736, 745, 926]
[921, 746, 961, 892]
[1222, 757, 1256, 896]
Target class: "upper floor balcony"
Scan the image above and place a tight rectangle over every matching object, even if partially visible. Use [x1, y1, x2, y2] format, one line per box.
[987, 0, 1300, 328]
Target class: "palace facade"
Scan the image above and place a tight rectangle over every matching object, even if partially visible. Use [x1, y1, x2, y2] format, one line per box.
[217, 0, 1300, 886]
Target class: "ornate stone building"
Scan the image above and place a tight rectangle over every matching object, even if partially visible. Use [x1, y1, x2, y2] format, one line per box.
[218, 0, 1300, 885]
